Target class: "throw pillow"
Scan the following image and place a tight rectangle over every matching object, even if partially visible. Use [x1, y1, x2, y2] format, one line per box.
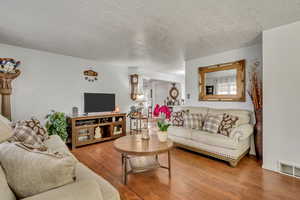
[8, 125, 47, 151]
[203, 114, 223, 134]
[15, 117, 49, 141]
[0, 114, 13, 143]
[183, 113, 202, 130]
[0, 142, 76, 199]
[218, 113, 239, 136]
[171, 110, 187, 126]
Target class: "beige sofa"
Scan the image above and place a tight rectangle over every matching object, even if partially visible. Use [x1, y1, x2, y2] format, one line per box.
[0, 135, 120, 200]
[168, 106, 253, 167]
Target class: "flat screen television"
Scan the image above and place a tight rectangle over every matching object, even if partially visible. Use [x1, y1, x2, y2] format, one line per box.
[84, 93, 115, 113]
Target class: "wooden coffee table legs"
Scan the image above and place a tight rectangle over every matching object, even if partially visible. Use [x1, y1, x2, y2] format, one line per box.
[168, 150, 171, 178]
[159, 151, 171, 179]
[121, 151, 171, 185]
[121, 153, 128, 184]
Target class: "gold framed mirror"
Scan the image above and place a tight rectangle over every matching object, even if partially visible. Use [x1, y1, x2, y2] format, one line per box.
[198, 60, 245, 102]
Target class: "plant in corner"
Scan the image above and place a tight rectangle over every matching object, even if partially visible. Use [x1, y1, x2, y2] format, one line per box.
[45, 110, 68, 142]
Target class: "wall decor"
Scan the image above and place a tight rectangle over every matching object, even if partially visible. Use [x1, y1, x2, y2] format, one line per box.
[0, 58, 21, 73]
[130, 74, 139, 100]
[206, 85, 214, 95]
[169, 83, 179, 100]
[83, 68, 98, 82]
[199, 60, 245, 102]
[0, 58, 21, 120]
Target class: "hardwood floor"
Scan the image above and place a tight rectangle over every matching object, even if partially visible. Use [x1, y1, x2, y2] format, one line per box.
[72, 141, 300, 200]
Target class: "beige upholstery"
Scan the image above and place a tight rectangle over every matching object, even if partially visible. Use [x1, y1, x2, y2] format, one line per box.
[76, 163, 120, 200]
[173, 106, 209, 117]
[230, 124, 254, 141]
[168, 126, 192, 139]
[0, 114, 13, 143]
[0, 166, 16, 200]
[22, 180, 103, 200]
[208, 108, 251, 126]
[169, 135, 250, 159]
[0, 142, 76, 199]
[44, 135, 78, 161]
[191, 130, 250, 150]
[169, 106, 253, 166]
[0, 135, 120, 200]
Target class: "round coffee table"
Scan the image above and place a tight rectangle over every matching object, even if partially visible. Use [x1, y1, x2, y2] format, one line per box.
[114, 134, 173, 184]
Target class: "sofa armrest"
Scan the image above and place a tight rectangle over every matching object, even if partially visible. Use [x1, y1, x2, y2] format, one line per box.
[229, 124, 253, 142]
[22, 180, 103, 200]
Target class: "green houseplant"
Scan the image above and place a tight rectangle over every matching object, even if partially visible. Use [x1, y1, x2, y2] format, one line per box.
[45, 110, 68, 142]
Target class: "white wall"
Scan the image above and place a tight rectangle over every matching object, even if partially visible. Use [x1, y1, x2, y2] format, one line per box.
[185, 44, 262, 111]
[263, 21, 300, 172]
[149, 80, 182, 107]
[0, 43, 132, 122]
[128, 66, 185, 100]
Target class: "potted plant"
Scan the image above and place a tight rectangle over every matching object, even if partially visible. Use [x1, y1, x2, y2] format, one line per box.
[157, 112, 171, 142]
[45, 110, 68, 142]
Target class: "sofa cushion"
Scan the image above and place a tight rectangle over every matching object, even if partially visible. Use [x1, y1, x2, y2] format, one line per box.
[191, 130, 248, 150]
[218, 113, 239, 136]
[44, 135, 78, 161]
[22, 180, 103, 200]
[76, 163, 120, 200]
[8, 125, 47, 151]
[183, 113, 202, 130]
[208, 108, 251, 126]
[171, 110, 186, 127]
[0, 142, 76, 198]
[203, 114, 223, 134]
[0, 114, 13, 143]
[173, 106, 209, 117]
[15, 118, 49, 142]
[168, 126, 192, 139]
[0, 166, 16, 200]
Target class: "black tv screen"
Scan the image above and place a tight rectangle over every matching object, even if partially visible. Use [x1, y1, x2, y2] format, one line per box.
[84, 93, 115, 113]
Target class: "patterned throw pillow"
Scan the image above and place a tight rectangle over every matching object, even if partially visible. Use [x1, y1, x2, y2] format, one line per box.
[15, 118, 48, 141]
[8, 125, 47, 151]
[203, 114, 223, 134]
[218, 113, 239, 136]
[171, 110, 187, 126]
[183, 113, 202, 130]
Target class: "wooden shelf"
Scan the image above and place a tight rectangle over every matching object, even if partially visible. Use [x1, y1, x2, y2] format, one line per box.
[70, 113, 127, 149]
[76, 134, 125, 147]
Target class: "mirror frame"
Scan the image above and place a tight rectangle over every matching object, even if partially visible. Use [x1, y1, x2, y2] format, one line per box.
[198, 59, 246, 102]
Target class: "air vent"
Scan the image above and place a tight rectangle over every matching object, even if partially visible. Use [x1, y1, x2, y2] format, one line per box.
[294, 166, 300, 178]
[278, 161, 300, 178]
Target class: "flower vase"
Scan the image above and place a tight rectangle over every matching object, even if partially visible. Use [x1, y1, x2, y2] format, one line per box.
[254, 109, 263, 161]
[157, 131, 168, 142]
[141, 130, 150, 140]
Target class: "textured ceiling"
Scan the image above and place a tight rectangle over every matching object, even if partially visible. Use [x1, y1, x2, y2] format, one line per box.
[1, 0, 300, 74]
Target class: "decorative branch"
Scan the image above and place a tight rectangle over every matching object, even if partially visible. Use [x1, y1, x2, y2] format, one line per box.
[248, 61, 262, 111]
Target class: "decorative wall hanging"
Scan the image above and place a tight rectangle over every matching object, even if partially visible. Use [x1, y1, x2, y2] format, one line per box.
[0, 58, 21, 120]
[198, 60, 245, 102]
[169, 83, 179, 100]
[130, 74, 139, 100]
[83, 68, 98, 82]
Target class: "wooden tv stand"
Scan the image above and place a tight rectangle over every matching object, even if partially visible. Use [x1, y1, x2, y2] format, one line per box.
[70, 113, 126, 150]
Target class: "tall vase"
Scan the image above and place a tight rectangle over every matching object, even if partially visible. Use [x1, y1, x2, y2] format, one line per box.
[254, 109, 263, 161]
